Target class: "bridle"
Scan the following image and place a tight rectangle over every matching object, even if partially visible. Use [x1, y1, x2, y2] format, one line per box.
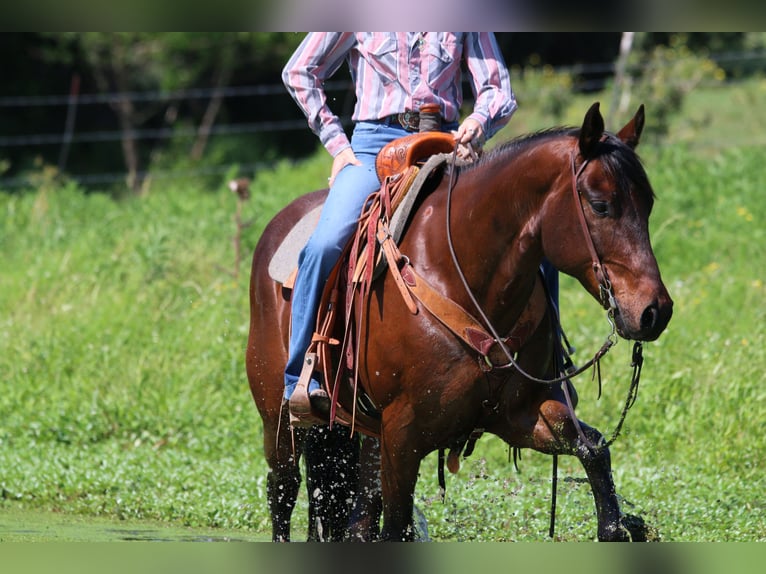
[570, 142, 618, 316]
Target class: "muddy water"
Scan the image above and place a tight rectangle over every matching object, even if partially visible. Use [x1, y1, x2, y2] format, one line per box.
[0, 506, 267, 542]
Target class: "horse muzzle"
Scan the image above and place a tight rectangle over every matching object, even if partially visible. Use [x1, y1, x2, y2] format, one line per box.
[613, 291, 673, 342]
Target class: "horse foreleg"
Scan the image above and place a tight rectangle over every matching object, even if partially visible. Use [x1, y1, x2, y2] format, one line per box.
[378, 420, 421, 541]
[571, 423, 631, 541]
[534, 400, 629, 541]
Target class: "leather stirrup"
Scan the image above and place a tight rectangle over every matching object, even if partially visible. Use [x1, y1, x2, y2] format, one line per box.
[288, 352, 327, 428]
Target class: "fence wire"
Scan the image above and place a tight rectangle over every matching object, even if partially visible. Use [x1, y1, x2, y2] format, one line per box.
[1, 52, 765, 190]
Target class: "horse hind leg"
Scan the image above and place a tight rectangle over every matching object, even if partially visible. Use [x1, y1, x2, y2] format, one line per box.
[263, 414, 303, 542]
[346, 435, 383, 541]
[304, 425, 361, 542]
[266, 453, 301, 542]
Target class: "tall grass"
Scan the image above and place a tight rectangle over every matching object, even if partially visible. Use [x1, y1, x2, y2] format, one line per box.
[0, 156, 326, 533]
[1, 95, 764, 541]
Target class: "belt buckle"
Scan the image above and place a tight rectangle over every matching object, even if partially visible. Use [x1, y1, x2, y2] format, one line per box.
[398, 111, 419, 131]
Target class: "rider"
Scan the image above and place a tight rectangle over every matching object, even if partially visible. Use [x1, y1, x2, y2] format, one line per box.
[281, 33, 517, 417]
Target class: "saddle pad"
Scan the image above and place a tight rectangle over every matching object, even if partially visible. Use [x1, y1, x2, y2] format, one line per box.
[387, 153, 449, 248]
[268, 204, 322, 284]
[390, 151, 475, 245]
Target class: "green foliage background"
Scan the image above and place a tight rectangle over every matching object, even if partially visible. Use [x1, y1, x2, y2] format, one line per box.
[1, 79, 765, 541]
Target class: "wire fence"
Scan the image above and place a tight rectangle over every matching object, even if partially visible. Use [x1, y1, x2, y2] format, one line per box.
[0, 80, 356, 189]
[1, 52, 765, 190]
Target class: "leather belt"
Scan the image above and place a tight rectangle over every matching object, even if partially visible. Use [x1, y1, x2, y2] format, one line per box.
[378, 111, 422, 132]
[376, 110, 450, 132]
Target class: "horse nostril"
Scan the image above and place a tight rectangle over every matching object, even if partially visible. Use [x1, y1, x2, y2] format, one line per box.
[640, 304, 658, 332]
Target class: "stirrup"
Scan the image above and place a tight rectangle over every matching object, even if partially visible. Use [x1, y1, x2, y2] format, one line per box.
[288, 352, 329, 428]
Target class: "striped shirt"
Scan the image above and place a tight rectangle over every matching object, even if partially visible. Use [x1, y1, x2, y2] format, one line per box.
[282, 32, 517, 157]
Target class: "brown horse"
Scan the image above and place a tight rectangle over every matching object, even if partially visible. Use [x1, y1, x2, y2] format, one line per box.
[246, 102, 673, 541]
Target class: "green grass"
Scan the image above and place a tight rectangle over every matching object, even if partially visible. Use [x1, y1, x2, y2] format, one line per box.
[0, 505, 266, 542]
[1, 81, 764, 542]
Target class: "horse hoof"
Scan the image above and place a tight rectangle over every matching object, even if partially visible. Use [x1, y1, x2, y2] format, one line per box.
[622, 513, 659, 542]
[597, 520, 631, 542]
[599, 514, 657, 542]
[413, 505, 430, 542]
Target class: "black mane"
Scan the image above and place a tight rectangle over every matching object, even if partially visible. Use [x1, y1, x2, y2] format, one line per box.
[472, 126, 578, 168]
[466, 126, 655, 205]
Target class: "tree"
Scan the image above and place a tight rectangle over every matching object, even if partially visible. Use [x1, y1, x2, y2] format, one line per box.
[41, 33, 284, 193]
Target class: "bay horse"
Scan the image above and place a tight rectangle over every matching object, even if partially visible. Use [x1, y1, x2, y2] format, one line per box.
[246, 102, 673, 541]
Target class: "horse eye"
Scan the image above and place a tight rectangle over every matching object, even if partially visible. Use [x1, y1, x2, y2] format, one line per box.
[590, 201, 609, 217]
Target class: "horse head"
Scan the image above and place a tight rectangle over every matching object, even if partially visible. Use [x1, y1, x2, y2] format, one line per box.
[546, 102, 673, 342]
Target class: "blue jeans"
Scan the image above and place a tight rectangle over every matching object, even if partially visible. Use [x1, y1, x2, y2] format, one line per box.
[283, 121, 561, 399]
[284, 121, 417, 399]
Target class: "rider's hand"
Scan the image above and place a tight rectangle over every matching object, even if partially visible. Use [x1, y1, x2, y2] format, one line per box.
[329, 147, 362, 187]
[452, 118, 485, 161]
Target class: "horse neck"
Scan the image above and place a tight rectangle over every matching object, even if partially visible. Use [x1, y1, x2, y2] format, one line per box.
[443, 142, 570, 323]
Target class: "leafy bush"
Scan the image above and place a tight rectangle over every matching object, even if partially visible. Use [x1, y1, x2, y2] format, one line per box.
[621, 34, 725, 140]
[511, 64, 574, 124]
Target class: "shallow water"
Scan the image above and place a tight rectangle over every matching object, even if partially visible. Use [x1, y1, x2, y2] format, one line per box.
[0, 506, 267, 542]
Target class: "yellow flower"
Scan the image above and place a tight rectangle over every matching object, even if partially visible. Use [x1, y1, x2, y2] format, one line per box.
[736, 206, 754, 222]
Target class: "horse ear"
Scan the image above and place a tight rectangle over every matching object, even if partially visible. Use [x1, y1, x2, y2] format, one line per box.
[579, 102, 605, 159]
[616, 104, 645, 149]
